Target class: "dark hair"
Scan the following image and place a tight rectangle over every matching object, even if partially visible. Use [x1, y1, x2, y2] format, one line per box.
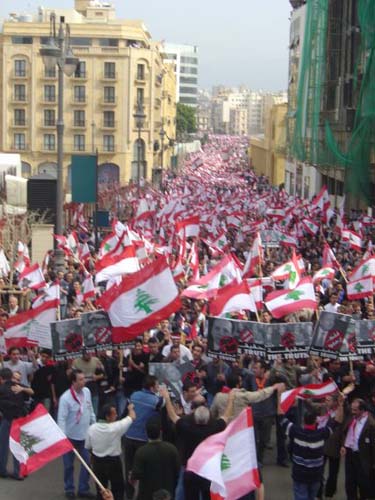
[170, 345, 180, 353]
[143, 375, 158, 390]
[0, 368, 13, 381]
[148, 337, 159, 345]
[304, 409, 318, 426]
[353, 398, 367, 412]
[192, 344, 203, 352]
[255, 360, 268, 371]
[226, 374, 240, 389]
[99, 404, 116, 421]
[70, 369, 84, 384]
[8, 346, 20, 355]
[152, 490, 171, 500]
[146, 416, 161, 440]
[40, 349, 52, 356]
[182, 380, 197, 393]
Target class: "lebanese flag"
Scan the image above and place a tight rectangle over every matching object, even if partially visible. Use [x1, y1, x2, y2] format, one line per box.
[0, 249, 11, 277]
[247, 279, 263, 310]
[265, 277, 317, 319]
[210, 281, 256, 317]
[345, 230, 363, 252]
[187, 408, 260, 500]
[76, 275, 96, 305]
[5, 301, 57, 349]
[271, 251, 300, 288]
[278, 232, 297, 248]
[10, 404, 73, 477]
[17, 241, 31, 266]
[322, 243, 341, 270]
[266, 207, 285, 220]
[280, 380, 338, 413]
[312, 185, 330, 212]
[95, 246, 140, 283]
[242, 233, 263, 278]
[18, 263, 46, 290]
[188, 241, 200, 281]
[79, 242, 91, 263]
[98, 257, 181, 343]
[32, 284, 60, 309]
[312, 267, 335, 283]
[347, 276, 373, 300]
[182, 255, 242, 300]
[212, 231, 229, 253]
[99, 232, 120, 258]
[301, 218, 319, 236]
[349, 256, 375, 281]
[176, 216, 200, 239]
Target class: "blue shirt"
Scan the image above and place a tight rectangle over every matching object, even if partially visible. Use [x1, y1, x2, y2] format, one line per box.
[126, 389, 164, 442]
[58, 386, 96, 440]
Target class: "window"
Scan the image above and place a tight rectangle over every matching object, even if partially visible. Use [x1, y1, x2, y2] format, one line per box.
[180, 87, 198, 94]
[74, 61, 86, 78]
[103, 135, 115, 152]
[44, 109, 55, 126]
[14, 59, 26, 77]
[104, 86, 115, 103]
[99, 39, 119, 47]
[180, 56, 198, 64]
[14, 84, 26, 101]
[43, 134, 55, 151]
[137, 64, 145, 80]
[14, 109, 26, 126]
[180, 76, 198, 85]
[180, 96, 197, 105]
[14, 133, 26, 150]
[165, 53, 177, 60]
[136, 88, 144, 105]
[103, 111, 115, 127]
[70, 37, 92, 46]
[44, 66, 56, 78]
[44, 85, 56, 102]
[74, 135, 85, 151]
[74, 86, 86, 102]
[12, 36, 32, 44]
[104, 62, 116, 79]
[180, 66, 198, 75]
[74, 110, 85, 127]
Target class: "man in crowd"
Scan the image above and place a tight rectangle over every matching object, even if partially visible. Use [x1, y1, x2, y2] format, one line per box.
[4, 347, 38, 387]
[73, 350, 105, 416]
[132, 416, 180, 500]
[58, 369, 96, 499]
[85, 403, 136, 500]
[31, 348, 55, 410]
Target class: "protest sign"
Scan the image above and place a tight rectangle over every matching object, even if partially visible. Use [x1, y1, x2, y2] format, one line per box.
[309, 311, 356, 359]
[265, 322, 313, 360]
[353, 319, 375, 356]
[81, 310, 112, 352]
[51, 318, 83, 360]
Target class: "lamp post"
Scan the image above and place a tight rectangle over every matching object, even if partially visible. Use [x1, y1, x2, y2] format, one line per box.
[40, 14, 78, 270]
[133, 100, 146, 197]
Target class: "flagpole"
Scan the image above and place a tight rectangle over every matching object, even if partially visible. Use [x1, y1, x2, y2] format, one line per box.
[73, 448, 106, 491]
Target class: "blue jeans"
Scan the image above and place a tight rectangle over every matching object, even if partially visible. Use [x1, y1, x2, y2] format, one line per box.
[63, 439, 91, 494]
[293, 481, 320, 500]
[175, 466, 185, 500]
[0, 418, 20, 477]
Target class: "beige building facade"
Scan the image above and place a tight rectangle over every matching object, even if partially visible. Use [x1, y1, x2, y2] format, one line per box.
[0, 0, 176, 190]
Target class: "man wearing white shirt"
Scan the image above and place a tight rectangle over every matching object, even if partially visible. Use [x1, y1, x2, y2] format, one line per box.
[324, 293, 340, 313]
[58, 369, 96, 499]
[86, 403, 136, 500]
[162, 334, 192, 363]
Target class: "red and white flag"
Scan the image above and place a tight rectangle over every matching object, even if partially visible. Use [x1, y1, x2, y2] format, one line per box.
[301, 218, 319, 236]
[349, 256, 375, 282]
[98, 257, 181, 343]
[95, 246, 139, 283]
[18, 263, 46, 290]
[344, 230, 363, 252]
[0, 249, 11, 277]
[247, 279, 263, 310]
[280, 380, 338, 413]
[32, 284, 60, 309]
[265, 277, 317, 319]
[322, 243, 341, 270]
[5, 301, 57, 349]
[10, 404, 73, 477]
[76, 275, 96, 305]
[176, 216, 200, 239]
[187, 408, 260, 500]
[210, 281, 256, 317]
[242, 233, 263, 278]
[312, 267, 335, 283]
[312, 185, 330, 212]
[347, 276, 373, 300]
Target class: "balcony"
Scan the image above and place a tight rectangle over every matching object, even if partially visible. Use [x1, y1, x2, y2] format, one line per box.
[71, 97, 87, 105]
[41, 73, 57, 80]
[40, 98, 56, 105]
[71, 73, 88, 82]
[40, 122, 56, 129]
[41, 145, 56, 152]
[10, 95, 28, 104]
[12, 71, 28, 80]
[101, 121, 117, 130]
[100, 97, 117, 106]
[72, 121, 86, 129]
[135, 76, 146, 85]
[100, 145, 118, 154]
[10, 143, 29, 152]
[101, 72, 118, 81]
[12, 120, 28, 128]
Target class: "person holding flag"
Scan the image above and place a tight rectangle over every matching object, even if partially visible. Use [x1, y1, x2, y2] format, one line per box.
[58, 369, 96, 499]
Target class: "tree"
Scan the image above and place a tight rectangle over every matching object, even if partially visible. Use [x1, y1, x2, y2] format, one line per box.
[176, 103, 197, 139]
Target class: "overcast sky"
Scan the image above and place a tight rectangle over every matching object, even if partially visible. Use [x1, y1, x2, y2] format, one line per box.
[1, 0, 292, 91]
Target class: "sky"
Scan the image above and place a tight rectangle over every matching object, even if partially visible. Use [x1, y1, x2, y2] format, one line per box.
[0, 0, 292, 91]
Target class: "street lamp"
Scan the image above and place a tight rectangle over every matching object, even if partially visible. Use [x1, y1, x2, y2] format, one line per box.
[159, 127, 166, 171]
[40, 14, 79, 270]
[133, 100, 146, 196]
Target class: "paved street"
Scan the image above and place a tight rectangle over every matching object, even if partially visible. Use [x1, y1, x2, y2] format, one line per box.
[0, 429, 346, 500]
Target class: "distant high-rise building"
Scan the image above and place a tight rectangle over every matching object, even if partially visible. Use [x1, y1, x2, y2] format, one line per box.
[163, 43, 199, 107]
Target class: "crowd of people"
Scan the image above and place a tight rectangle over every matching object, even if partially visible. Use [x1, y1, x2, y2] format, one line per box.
[1, 134, 375, 500]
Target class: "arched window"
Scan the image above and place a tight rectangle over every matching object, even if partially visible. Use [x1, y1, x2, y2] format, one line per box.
[21, 161, 32, 178]
[38, 162, 57, 178]
[98, 163, 120, 185]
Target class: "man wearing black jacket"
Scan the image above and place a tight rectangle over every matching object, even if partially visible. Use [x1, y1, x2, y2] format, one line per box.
[0, 368, 33, 479]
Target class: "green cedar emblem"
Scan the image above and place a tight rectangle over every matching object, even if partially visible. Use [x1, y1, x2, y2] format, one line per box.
[354, 283, 364, 292]
[221, 453, 231, 471]
[285, 290, 304, 301]
[361, 264, 369, 276]
[20, 430, 42, 457]
[134, 289, 158, 314]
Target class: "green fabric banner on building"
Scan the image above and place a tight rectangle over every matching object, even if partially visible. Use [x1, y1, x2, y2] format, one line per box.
[71, 154, 97, 203]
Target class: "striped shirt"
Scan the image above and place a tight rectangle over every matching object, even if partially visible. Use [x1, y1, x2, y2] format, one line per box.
[281, 416, 337, 483]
